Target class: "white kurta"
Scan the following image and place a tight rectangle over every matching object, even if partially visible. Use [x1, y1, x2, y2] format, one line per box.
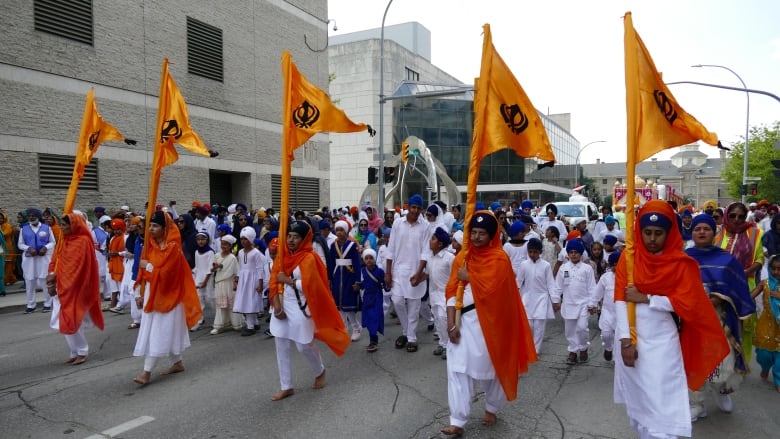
[517, 258, 556, 319]
[385, 217, 431, 300]
[269, 265, 315, 344]
[503, 242, 528, 290]
[614, 298, 691, 437]
[194, 250, 215, 300]
[233, 248, 264, 313]
[593, 271, 616, 332]
[426, 250, 455, 308]
[18, 223, 55, 280]
[133, 292, 191, 358]
[446, 287, 494, 379]
[554, 261, 597, 318]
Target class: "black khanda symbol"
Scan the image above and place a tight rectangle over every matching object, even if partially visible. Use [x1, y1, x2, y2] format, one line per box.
[293, 101, 320, 129]
[653, 90, 678, 125]
[500, 103, 529, 135]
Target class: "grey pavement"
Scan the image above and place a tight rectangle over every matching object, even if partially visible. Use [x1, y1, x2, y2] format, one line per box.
[0, 280, 45, 313]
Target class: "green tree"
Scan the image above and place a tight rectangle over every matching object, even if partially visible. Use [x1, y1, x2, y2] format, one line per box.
[721, 121, 780, 203]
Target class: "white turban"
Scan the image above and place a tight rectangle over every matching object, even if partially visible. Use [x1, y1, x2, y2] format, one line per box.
[362, 248, 377, 261]
[240, 226, 256, 241]
[221, 235, 237, 245]
[452, 230, 464, 245]
[334, 220, 350, 233]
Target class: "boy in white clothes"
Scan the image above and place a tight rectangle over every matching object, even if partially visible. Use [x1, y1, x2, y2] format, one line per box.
[503, 222, 528, 282]
[192, 231, 215, 331]
[553, 238, 597, 365]
[424, 227, 455, 360]
[517, 238, 556, 354]
[591, 251, 620, 362]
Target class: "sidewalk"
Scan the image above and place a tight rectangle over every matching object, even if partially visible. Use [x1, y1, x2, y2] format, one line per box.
[0, 281, 47, 314]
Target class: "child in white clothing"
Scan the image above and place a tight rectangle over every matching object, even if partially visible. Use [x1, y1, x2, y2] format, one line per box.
[210, 235, 242, 333]
[591, 251, 620, 361]
[554, 238, 597, 365]
[517, 238, 556, 354]
[192, 231, 215, 331]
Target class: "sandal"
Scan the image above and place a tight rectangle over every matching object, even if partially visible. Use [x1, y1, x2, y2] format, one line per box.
[366, 343, 378, 353]
[394, 335, 408, 349]
[128, 323, 140, 329]
[406, 342, 418, 353]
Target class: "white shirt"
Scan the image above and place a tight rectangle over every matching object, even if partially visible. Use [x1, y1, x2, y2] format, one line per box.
[554, 261, 597, 319]
[517, 257, 556, 319]
[426, 249, 455, 307]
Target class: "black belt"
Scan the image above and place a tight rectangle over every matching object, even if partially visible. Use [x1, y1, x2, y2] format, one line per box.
[460, 303, 475, 314]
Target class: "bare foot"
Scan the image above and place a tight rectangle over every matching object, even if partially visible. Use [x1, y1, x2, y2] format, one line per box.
[481, 411, 497, 426]
[313, 368, 326, 389]
[440, 425, 464, 436]
[160, 361, 185, 376]
[64, 357, 77, 364]
[271, 389, 295, 401]
[760, 370, 769, 380]
[72, 355, 87, 365]
[133, 371, 151, 385]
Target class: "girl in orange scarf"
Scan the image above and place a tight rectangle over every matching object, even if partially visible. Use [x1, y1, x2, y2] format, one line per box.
[614, 200, 728, 438]
[106, 218, 126, 310]
[46, 213, 105, 365]
[1, 212, 17, 287]
[268, 221, 350, 401]
[132, 211, 201, 386]
[441, 211, 537, 436]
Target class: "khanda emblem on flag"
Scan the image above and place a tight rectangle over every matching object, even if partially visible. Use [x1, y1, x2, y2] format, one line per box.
[88, 130, 101, 151]
[160, 119, 183, 143]
[500, 103, 529, 135]
[292, 100, 320, 129]
[653, 90, 678, 125]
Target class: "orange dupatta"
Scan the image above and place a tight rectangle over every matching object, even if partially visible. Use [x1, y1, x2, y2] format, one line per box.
[445, 210, 537, 401]
[107, 232, 125, 282]
[134, 213, 201, 328]
[49, 214, 104, 334]
[270, 225, 350, 356]
[614, 200, 728, 390]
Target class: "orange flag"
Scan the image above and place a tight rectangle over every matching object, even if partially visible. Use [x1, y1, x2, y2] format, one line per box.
[63, 88, 125, 213]
[458, 24, 556, 311]
[623, 11, 719, 343]
[278, 50, 373, 291]
[155, 58, 216, 158]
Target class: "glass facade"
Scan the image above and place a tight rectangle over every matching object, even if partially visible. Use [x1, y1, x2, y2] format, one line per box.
[390, 81, 579, 197]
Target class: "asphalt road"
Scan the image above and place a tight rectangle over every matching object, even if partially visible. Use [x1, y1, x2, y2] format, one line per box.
[0, 305, 778, 438]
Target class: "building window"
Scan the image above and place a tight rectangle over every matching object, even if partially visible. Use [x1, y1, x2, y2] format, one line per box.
[405, 67, 419, 81]
[602, 178, 608, 184]
[187, 17, 224, 82]
[39, 153, 98, 191]
[271, 175, 320, 212]
[34, 0, 93, 45]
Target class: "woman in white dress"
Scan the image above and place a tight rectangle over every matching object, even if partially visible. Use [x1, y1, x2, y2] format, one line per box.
[268, 221, 350, 401]
[132, 211, 202, 385]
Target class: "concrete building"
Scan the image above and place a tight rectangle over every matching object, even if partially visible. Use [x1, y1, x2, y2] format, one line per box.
[0, 0, 331, 218]
[328, 22, 580, 209]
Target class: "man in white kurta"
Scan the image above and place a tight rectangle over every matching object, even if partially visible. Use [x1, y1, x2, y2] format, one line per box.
[384, 194, 431, 350]
[553, 239, 597, 364]
[517, 238, 556, 354]
[18, 209, 55, 312]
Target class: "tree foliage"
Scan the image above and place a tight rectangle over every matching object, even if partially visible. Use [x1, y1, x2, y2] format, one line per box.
[721, 121, 780, 203]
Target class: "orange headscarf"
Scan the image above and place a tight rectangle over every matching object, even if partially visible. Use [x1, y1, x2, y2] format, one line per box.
[135, 212, 201, 328]
[615, 200, 728, 390]
[270, 222, 350, 356]
[445, 210, 537, 401]
[49, 214, 104, 335]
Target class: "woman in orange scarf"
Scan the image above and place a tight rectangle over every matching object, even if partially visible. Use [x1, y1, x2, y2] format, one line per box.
[268, 221, 350, 401]
[614, 200, 728, 438]
[45, 213, 105, 365]
[441, 211, 537, 436]
[132, 211, 201, 385]
[1, 212, 17, 287]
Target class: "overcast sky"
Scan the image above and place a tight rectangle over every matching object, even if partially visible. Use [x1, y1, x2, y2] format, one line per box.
[327, 0, 780, 164]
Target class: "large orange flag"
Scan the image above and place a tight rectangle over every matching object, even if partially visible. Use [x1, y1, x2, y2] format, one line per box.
[622, 12, 720, 342]
[459, 23, 556, 308]
[155, 58, 217, 159]
[63, 89, 125, 213]
[277, 50, 373, 294]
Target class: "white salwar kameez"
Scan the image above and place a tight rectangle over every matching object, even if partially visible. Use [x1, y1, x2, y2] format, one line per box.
[445, 287, 507, 428]
[50, 296, 93, 357]
[614, 298, 691, 438]
[517, 258, 556, 353]
[133, 290, 191, 360]
[270, 265, 324, 391]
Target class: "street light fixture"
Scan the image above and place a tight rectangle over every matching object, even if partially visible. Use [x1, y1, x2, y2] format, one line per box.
[575, 140, 607, 189]
[692, 64, 750, 203]
[377, 0, 394, 216]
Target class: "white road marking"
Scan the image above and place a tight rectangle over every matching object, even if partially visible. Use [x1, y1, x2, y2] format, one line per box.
[83, 416, 155, 439]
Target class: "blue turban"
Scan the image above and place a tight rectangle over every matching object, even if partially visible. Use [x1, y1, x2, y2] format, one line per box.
[519, 214, 535, 225]
[521, 200, 534, 210]
[253, 238, 267, 252]
[263, 230, 279, 245]
[527, 237, 543, 251]
[426, 204, 439, 217]
[217, 223, 232, 234]
[603, 234, 618, 246]
[509, 221, 526, 237]
[566, 238, 585, 254]
[475, 202, 485, 211]
[408, 194, 423, 208]
[469, 211, 498, 239]
[27, 208, 42, 219]
[681, 209, 693, 218]
[489, 201, 502, 212]
[94, 206, 105, 213]
[608, 251, 621, 265]
[318, 219, 331, 230]
[639, 212, 672, 232]
[433, 227, 451, 247]
[604, 215, 616, 225]
[690, 213, 716, 233]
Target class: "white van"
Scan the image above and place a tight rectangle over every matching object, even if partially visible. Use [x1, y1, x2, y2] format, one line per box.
[541, 193, 599, 232]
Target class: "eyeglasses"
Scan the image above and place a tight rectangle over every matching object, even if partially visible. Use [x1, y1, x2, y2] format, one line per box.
[359, 224, 368, 227]
[728, 213, 747, 220]
[712, 215, 722, 220]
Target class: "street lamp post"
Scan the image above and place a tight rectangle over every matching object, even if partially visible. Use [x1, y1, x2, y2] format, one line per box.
[377, 0, 394, 215]
[692, 64, 750, 204]
[575, 140, 607, 189]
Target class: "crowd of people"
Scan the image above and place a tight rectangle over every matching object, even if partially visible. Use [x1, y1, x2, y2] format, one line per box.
[2, 194, 779, 438]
